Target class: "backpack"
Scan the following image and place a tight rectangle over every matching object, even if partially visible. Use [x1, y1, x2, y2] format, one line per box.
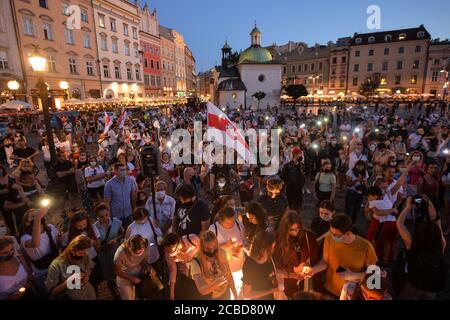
[408, 251, 448, 293]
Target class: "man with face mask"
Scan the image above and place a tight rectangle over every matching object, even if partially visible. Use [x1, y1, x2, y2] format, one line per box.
[307, 214, 378, 298]
[280, 147, 306, 211]
[104, 163, 137, 228]
[173, 184, 210, 237]
[256, 177, 289, 230]
[145, 181, 176, 234]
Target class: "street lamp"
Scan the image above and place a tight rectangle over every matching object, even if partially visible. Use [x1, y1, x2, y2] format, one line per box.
[59, 81, 70, 100]
[7, 80, 20, 100]
[29, 46, 57, 164]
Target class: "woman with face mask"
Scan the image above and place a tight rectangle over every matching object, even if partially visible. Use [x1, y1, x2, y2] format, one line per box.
[20, 206, 60, 295]
[94, 204, 124, 299]
[345, 160, 369, 223]
[84, 156, 106, 202]
[113, 235, 152, 300]
[0, 236, 34, 300]
[313, 160, 337, 206]
[188, 230, 237, 300]
[45, 235, 97, 300]
[242, 201, 269, 244]
[417, 161, 441, 211]
[209, 207, 247, 297]
[406, 151, 425, 197]
[273, 211, 320, 298]
[311, 200, 335, 245]
[242, 230, 282, 300]
[162, 232, 200, 300]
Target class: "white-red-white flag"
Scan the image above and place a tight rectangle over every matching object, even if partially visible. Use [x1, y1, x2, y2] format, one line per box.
[118, 108, 128, 129]
[103, 111, 112, 134]
[206, 102, 256, 164]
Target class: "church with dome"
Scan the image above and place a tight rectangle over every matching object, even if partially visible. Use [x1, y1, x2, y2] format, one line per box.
[216, 25, 283, 110]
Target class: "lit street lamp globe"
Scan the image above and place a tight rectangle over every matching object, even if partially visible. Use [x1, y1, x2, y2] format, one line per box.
[59, 81, 70, 90]
[28, 49, 47, 73]
[7, 80, 20, 91]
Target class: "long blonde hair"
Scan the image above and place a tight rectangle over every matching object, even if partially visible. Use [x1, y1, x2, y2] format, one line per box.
[59, 234, 92, 267]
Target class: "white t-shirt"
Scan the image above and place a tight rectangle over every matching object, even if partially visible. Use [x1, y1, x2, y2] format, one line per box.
[386, 179, 403, 204]
[20, 224, 59, 276]
[369, 199, 396, 223]
[84, 166, 106, 188]
[349, 152, 368, 171]
[125, 220, 162, 264]
[208, 221, 246, 273]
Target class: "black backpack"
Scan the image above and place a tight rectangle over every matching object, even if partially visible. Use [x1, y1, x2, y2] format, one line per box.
[408, 251, 448, 293]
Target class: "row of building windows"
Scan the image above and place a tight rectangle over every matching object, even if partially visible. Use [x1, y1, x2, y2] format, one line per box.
[143, 75, 161, 87]
[99, 36, 140, 58]
[284, 62, 324, 74]
[352, 60, 421, 72]
[142, 44, 159, 56]
[97, 14, 138, 39]
[354, 31, 426, 44]
[102, 64, 141, 81]
[344, 75, 419, 87]
[143, 58, 160, 70]
[354, 45, 422, 57]
[27, 54, 97, 76]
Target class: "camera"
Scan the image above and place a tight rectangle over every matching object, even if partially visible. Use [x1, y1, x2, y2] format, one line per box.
[411, 195, 428, 222]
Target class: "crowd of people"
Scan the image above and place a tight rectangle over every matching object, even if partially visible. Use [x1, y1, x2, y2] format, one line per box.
[0, 99, 449, 300]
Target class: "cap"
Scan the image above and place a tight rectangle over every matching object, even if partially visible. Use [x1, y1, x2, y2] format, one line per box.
[292, 147, 301, 155]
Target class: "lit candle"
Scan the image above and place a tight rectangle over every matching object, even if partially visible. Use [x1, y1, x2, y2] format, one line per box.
[19, 287, 26, 294]
[302, 266, 312, 275]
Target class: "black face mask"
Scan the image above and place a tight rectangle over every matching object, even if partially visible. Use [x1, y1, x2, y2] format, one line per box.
[76, 228, 87, 233]
[0, 254, 14, 262]
[203, 249, 217, 258]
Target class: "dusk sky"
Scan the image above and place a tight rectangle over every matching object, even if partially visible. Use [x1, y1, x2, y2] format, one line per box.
[145, 0, 450, 72]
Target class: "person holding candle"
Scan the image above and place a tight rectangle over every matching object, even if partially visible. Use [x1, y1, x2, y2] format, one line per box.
[0, 236, 34, 300]
[273, 211, 320, 298]
[209, 207, 247, 296]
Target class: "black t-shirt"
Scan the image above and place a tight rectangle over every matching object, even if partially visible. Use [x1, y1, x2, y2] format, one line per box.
[311, 217, 329, 240]
[242, 256, 276, 300]
[12, 146, 36, 159]
[174, 199, 210, 236]
[256, 194, 288, 224]
[53, 160, 75, 185]
[4, 184, 39, 217]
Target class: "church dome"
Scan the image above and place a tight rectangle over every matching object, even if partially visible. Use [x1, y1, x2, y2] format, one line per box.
[238, 46, 273, 64]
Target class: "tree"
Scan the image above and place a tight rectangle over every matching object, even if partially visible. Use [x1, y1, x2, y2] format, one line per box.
[359, 80, 380, 97]
[284, 84, 308, 106]
[252, 91, 266, 111]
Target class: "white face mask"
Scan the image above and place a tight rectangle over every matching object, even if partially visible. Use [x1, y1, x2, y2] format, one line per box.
[320, 213, 333, 222]
[156, 191, 166, 199]
[412, 156, 421, 162]
[218, 181, 226, 188]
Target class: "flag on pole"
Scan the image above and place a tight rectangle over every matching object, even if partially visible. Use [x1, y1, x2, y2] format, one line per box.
[103, 111, 112, 134]
[118, 108, 128, 129]
[206, 102, 256, 164]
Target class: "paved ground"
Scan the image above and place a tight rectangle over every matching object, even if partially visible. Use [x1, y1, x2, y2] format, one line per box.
[15, 104, 450, 300]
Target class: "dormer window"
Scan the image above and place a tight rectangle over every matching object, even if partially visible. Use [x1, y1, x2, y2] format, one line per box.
[399, 33, 406, 40]
[417, 31, 425, 38]
[385, 34, 392, 42]
[368, 36, 375, 43]
[355, 38, 362, 44]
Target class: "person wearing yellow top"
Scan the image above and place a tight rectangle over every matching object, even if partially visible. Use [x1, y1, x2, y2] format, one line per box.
[307, 214, 378, 297]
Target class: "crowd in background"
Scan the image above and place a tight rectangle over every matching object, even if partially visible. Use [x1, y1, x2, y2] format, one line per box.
[0, 99, 449, 300]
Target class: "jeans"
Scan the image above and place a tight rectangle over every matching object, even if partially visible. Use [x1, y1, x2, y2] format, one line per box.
[345, 190, 364, 223]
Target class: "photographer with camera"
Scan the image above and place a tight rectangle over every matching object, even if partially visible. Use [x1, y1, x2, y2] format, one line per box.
[345, 160, 369, 223]
[395, 195, 448, 300]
